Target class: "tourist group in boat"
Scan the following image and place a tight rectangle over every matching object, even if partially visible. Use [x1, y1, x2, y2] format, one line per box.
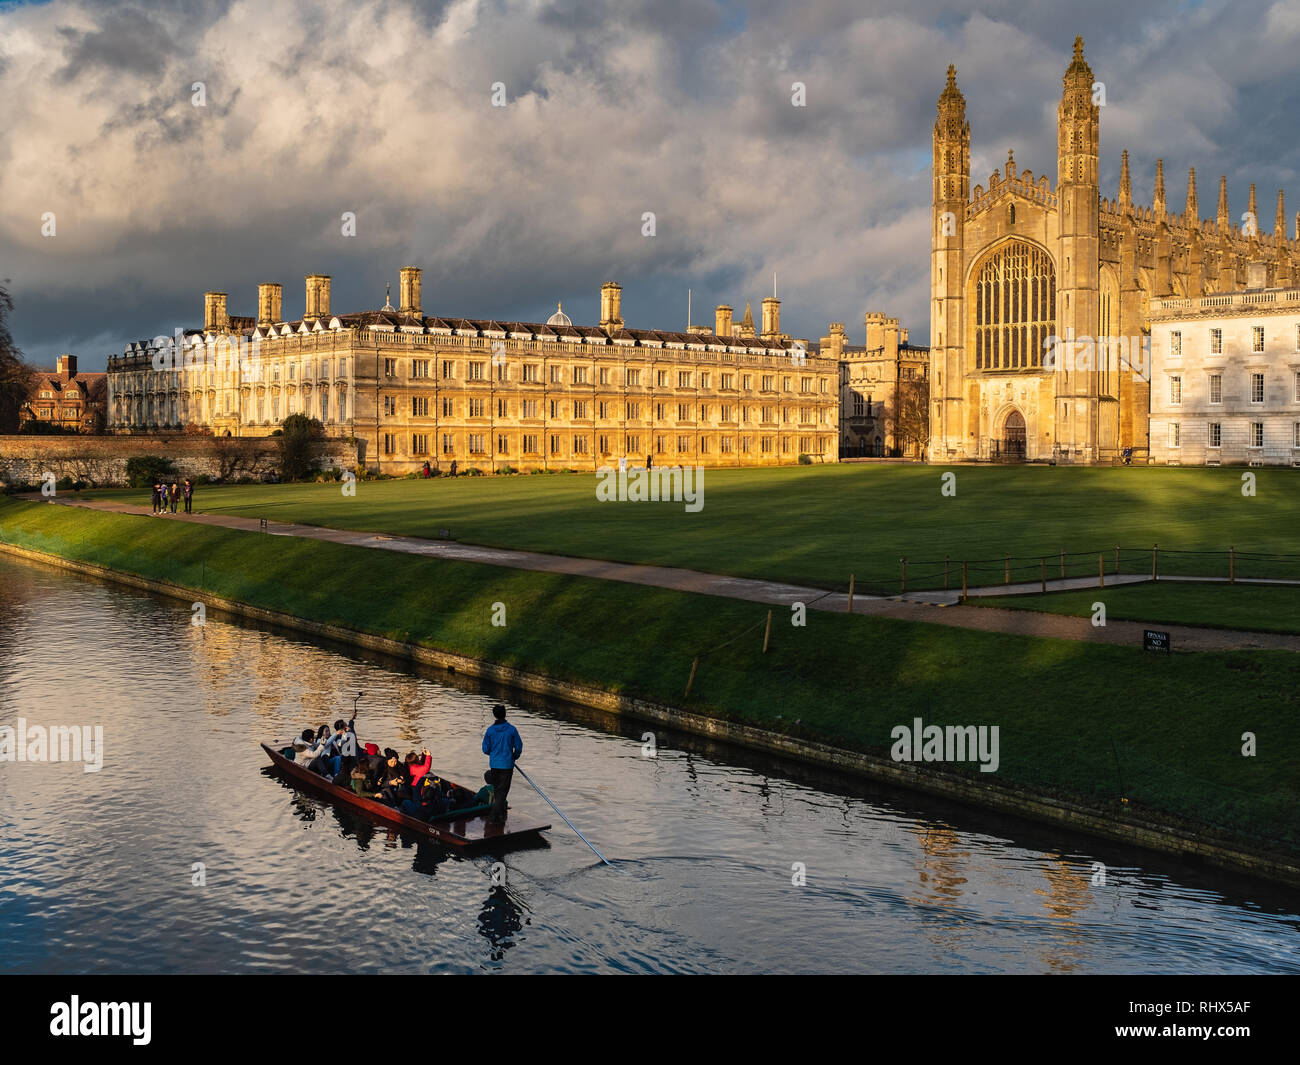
[285, 704, 524, 825]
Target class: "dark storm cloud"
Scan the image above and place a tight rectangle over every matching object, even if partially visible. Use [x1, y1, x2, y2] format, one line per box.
[1, 0, 1297, 370]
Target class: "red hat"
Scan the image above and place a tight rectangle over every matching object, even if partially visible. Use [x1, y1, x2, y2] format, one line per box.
[364, 742, 379, 756]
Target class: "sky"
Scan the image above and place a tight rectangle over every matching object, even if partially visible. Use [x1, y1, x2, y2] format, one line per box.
[2, 0, 1299, 370]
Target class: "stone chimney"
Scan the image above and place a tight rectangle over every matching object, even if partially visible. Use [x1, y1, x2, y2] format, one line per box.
[305, 274, 332, 319]
[399, 266, 422, 317]
[760, 296, 781, 338]
[257, 282, 282, 326]
[1246, 260, 1268, 289]
[600, 281, 624, 331]
[715, 304, 733, 338]
[55, 354, 78, 377]
[204, 292, 229, 333]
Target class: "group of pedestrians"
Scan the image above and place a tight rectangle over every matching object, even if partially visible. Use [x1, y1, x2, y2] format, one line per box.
[150, 479, 193, 515]
[287, 704, 524, 826]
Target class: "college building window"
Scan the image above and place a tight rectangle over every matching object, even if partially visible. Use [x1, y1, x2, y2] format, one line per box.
[412, 433, 429, 454]
[626, 434, 639, 453]
[412, 396, 428, 416]
[523, 434, 539, 455]
[1169, 376, 1181, 405]
[573, 401, 587, 419]
[721, 437, 733, 453]
[550, 434, 561, 455]
[677, 435, 690, 453]
[1208, 422, 1221, 448]
[1209, 329, 1222, 355]
[550, 366, 563, 383]
[678, 371, 691, 388]
[550, 400, 560, 418]
[573, 367, 588, 385]
[497, 434, 508, 455]
[627, 369, 641, 386]
[699, 372, 710, 388]
[657, 370, 668, 387]
[599, 367, 610, 385]
[442, 360, 455, 379]
[1294, 422, 1300, 448]
[384, 358, 398, 377]
[699, 436, 709, 454]
[413, 359, 431, 378]
[496, 363, 508, 382]
[442, 397, 454, 417]
[1209, 374, 1222, 404]
[523, 363, 538, 383]
[1253, 326, 1265, 353]
[721, 373, 734, 390]
[468, 361, 485, 381]
[1169, 331, 1182, 358]
[1294, 371, 1300, 402]
[972, 240, 1056, 370]
[572, 435, 589, 455]
[1251, 422, 1264, 448]
[498, 398, 507, 418]
[677, 403, 689, 421]
[1168, 422, 1180, 448]
[469, 398, 485, 417]
[598, 434, 610, 455]
[469, 434, 486, 454]
[442, 433, 454, 454]
[383, 433, 397, 455]
[1251, 373, 1265, 403]
[383, 395, 396, 416]
[627, 402, 640, 419]
[522, 399, 538, 419]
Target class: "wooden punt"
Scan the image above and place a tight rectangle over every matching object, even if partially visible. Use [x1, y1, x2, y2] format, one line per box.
[261, 743, 550, 849]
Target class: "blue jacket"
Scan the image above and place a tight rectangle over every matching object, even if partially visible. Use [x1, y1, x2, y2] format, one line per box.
[483, 720, 523, 770]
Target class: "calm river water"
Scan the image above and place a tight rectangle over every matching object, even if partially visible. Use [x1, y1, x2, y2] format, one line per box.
[0, 554, 1297, 974]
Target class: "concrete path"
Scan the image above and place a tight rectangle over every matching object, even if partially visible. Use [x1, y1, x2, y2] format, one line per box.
[37, 496, 1300, 653]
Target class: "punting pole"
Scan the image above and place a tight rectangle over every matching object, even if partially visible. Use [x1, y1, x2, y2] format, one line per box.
[514, 766, 611, 866]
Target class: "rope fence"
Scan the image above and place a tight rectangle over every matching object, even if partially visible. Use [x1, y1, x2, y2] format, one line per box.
[842, 545, 1300, 599]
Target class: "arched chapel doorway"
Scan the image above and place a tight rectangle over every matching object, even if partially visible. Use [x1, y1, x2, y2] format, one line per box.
[1002, 409, 1026, 461]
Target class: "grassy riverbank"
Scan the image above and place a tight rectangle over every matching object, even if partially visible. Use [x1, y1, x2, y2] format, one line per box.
[2, 496, 1297, 853]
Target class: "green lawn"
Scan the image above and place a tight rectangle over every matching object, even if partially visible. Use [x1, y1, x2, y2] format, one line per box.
[72, 464, 1300, 593]
[2, 495, 1298, 852]
[977, 582, 1300, 636]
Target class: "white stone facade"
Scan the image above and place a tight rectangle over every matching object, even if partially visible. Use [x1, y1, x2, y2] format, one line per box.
[1148, 289, 1300, 466]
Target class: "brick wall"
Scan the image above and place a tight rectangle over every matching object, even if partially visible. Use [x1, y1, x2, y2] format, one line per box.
[0, 434, 358, 487]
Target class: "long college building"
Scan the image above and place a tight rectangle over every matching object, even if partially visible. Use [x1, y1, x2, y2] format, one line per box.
[931, 37, 1300, 463]
[107, 271, 839, 472]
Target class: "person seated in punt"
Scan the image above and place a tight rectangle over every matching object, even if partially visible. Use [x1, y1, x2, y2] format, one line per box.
[350, 760, 373, 797]
[405, 748, 433, 791]
[292, 728, 332, 773]
[378, 750, 409, 805]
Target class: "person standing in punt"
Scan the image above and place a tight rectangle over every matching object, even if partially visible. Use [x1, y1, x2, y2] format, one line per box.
[482, 704, 523, 824]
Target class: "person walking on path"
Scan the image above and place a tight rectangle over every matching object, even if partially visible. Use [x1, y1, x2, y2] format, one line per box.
[151, 483, 162, 515]
[183, 479, 193, 513]
[481, 704, 523, 824]
[168, 482, 179, 513]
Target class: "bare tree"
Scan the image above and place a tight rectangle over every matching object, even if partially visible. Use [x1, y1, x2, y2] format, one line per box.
[891, 376, 931, 458]
[0, 282, 32, 434]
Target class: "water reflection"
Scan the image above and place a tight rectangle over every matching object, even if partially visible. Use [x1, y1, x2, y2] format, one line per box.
[2, 554, 1300, 975]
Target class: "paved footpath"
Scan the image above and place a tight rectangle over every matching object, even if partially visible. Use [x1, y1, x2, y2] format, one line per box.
[38, 496, 1300, 653]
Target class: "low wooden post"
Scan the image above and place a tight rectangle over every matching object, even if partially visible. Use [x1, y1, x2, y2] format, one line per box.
[961, 561, 968, 603]
[900, 559, 907, 595]
[1004, 554, 1010, 585]
[763, 610, 772, 653]
[1152, 542, 1159, 581]
[1115, 545, 1120, 575]
[1060, 548, 1066, 579]
[684, 656, 700, 698]
[1041, 558, 1046, 594]
[1229, 546, 1235, 584]
[847, 575, 855, 613]
[1099, 552, 1104, 588]
[945, 555, 950, 590]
